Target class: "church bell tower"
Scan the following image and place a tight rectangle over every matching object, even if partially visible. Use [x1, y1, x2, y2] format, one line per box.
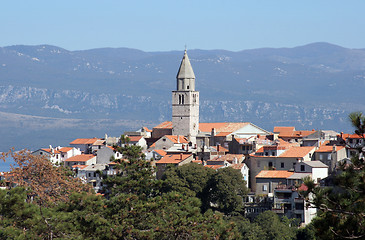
[172, 50, 199, 145]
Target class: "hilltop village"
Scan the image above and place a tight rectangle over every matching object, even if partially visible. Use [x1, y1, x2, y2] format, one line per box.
[7, 50, 362, 226]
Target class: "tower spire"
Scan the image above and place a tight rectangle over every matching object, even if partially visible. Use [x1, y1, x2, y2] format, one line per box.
[176, 49, 195, 80]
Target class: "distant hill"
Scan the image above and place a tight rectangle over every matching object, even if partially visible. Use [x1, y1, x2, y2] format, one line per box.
[0, 42, 364, 151]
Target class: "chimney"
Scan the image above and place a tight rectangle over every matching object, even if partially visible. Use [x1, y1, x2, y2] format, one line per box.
[182, 144, 185, 150]
[186, 144, 189, 152]
[217, 144, 220, 152]
[177, 135, 180, 143]
[333, 145, 336, 152]
[211, 128, 216, 137]
[233, 157, 238, 164]
[180, 153, 183, 160]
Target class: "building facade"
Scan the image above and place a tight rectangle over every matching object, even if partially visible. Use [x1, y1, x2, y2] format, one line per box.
[172, 50, 199, 145]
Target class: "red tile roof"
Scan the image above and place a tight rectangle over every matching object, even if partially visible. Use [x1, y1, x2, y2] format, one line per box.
[70, 138, 100, 145]
[215, 132, 231, 137]
[153, 121, 173, 129]
[165, 135, 188, 144]
[341, 133, 365, 139]
[279, 146, 315, 158]
[58, 147, 73, 153]
[71, 165, 88, 169]
[211, 145, 229, 152]
[143, 127, 152, 132]
[316, 145, 345, 153]
[154, 149, 167, 157]
[128, 136, 143, 142]
[205, 165, 224, 170]
[156, 153, 192, 164]
[274, 127, 315, 138]
[199, 122, 249, 133]
[256, 170, 293, 179]
[229, 163, 245, 170]
[64, 154, 95, 162]
[210, 154, 243, 163]
[41, 148, 61, 154]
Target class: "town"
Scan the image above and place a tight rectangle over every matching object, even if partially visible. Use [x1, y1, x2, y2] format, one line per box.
[1, 49, 364, 236]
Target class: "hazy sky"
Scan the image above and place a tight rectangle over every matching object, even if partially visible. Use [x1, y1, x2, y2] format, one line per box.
[1, 0, 363, 51]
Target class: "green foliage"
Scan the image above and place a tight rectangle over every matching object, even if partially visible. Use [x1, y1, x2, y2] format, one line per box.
[103, 143, 160, 198]
[163, 163, 248, 215]
[253, 211, 298, 240]
[162, 163, 215, 197]
[205, 167, 249, 215]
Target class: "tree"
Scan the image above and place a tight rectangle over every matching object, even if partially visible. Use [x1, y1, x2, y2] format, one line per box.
[0, 150, 91, 205]
[302, 112, 365, 239]
[162, 163, 215, 197]
[253, 211, 298, 240]
[103, 143, 161, 198]
[205, 167, 248, 215]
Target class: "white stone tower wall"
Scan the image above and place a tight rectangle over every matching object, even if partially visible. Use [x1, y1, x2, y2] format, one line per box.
[172, 50, 199, 145]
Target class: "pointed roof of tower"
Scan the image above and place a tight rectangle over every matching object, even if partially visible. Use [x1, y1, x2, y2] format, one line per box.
[176, 50, 195, 79]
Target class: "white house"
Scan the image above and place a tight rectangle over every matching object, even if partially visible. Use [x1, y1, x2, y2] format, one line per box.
[32, 148, 62, 165]
[64, 154, 97, 168]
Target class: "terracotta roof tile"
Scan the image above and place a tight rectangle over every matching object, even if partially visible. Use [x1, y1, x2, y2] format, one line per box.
[71, 165, 88, 169]
[154, 149, 167, 157]
[316, 145, 345, 153]
[165, 135, 188, 144]
[229, 163, 245, 170]
[279, 146, 315, 158]
[215, 132, 231, 137]
[143, 127, 152, 132]
[199, 122, 249, 133]
[41, 148, 61, 154]
[58, 147, 73, 153]
[256, 170, 293, 179]
[205, 165, 224, 170]
[64, 154, 95, 162]
[341, 133, 365, 139]
[128, 136, 143, 142]
[210, 154, 243, 163]
[156, 153, 192, 164]
[153, 121, 173, 129]
[211, 145, 229, 152]
[70, 138, 100, 145]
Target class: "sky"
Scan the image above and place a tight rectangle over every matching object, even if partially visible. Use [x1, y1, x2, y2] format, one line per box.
[1, 0, 364, 52]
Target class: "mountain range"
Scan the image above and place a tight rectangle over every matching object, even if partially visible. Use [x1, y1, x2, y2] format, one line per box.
[0, 42, 364, 151]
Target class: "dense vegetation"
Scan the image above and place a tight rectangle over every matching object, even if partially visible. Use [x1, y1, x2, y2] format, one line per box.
[1, 112, 365, 239]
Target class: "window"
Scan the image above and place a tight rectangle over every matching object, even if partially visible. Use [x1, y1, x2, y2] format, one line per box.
[265, 152, 269, 156]
[187, 85, 189, 89]
[319, 154, 323, 160]
[327, 154, 331, 160]
[94, 172, 96, 177]
[281, 162, 284, 168]
[309, 153, 312, 158]
[301, 165, 305, 171]
[88, 173, 91, 177]
[40, 152, 43, 155]
[263, 185, 268, 191]
[163, 138, 166, 142]
[268, 162, 273, 167]
[272, 152, 276, 156]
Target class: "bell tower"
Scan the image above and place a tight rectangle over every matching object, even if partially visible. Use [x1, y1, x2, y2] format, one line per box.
[172, 50, 199, 145]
